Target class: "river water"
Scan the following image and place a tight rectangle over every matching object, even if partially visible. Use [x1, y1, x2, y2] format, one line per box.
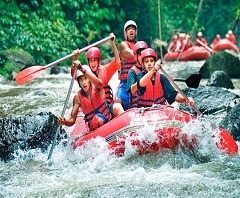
[1, 61, 240, 197]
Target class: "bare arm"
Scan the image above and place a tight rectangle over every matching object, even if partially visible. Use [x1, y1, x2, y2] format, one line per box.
[130, 82, 138, 94]
[139, 60, 162, 87]
[174, 94, 194, 106]
[167, 42, 174, 53]
[119, 41, 134, 60]
[58, 94, 80, 126]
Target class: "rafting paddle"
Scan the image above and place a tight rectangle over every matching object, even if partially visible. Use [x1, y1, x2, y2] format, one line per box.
[174, 73, 201, 88]
[196, 39, 213, 53]
[47, 69, 77, 160]
[16, 36, 111, 85]
[160, 67, 201, 116]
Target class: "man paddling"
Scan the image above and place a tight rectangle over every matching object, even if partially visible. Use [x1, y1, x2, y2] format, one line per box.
[227, 30, 236, 44]
[210, 34, 221, 49]
[115, 20, 138, 110]
[195, 32, 208, 47]
[58, 61, 124, 131]
[167, 35, 179, 53]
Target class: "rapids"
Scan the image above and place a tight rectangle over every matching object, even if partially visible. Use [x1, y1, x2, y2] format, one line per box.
[0, 61, 240, 197]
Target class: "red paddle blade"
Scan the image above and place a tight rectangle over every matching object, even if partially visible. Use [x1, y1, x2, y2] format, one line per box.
[216, 128, 238, 155]
[16, 66, 45, 84]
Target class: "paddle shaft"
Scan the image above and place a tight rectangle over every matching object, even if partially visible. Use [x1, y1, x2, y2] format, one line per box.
[160, 68, 201, 116]
[196, 39, 213, 53]
[174, 78, 185, 82]
[43, 36, 111, 70]
[47, 69, 77, 160]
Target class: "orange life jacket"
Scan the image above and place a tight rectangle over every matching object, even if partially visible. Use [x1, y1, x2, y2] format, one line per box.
[96, 65, 113, 105]
[129, 66, 142, 108]
[78, 86, 112, 127]
[138, 72, 165, 108]
[119, 40, 136, 82]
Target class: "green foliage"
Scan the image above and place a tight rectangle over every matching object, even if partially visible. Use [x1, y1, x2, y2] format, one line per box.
[0, 60, 19, 76]
[0, 0, 239, 77]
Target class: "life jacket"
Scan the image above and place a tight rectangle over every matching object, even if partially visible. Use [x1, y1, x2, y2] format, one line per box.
[181, 40, 188, 51]
[169, 41, 177, 52]
[78, 86, 112, 127]
[184, 40, 192, 50]
[138, 72, 165, 108]
[95, 65, 113, 105]
[195, 38, 207, 47]
[129, 66, 142, 108]
[119, 40, 136, 82]
[228, 34, 236, 44]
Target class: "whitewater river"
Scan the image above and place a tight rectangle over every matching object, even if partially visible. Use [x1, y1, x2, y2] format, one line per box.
[0, 61, 240, 197]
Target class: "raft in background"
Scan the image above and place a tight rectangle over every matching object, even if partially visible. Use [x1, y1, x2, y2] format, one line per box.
[212, 39, 239, 53]
[70, 106, 238, 156]
[164, 46, 211, 61]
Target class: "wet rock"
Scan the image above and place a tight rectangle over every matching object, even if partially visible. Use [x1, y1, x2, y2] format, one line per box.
[219, 102, 240, 141]
[0, 75, 8, 83]
[200, 50, 240, 78]
[179, 86, 240, 116]
[207, 70, 234, 89]
[32, 90, 48, 96]
[0, 112, 66, 161]
[50, 66, 69, 74]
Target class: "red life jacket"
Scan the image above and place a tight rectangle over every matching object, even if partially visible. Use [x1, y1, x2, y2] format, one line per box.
[169, 41, 177, 52]
[119, 40, 136, 82]
[228, 34, 236, 44]
[129, 66, 142, 108]
[138, 72, 165, 108]
[78, 86, 112, 127]
[96, 65, 113, 105]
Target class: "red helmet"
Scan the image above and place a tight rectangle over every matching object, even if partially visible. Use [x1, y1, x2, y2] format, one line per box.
[173, 35, 178, 40]
[86, 47, 101, 60]
[133, 41, 148, 57]
[141, 48, 157, 62]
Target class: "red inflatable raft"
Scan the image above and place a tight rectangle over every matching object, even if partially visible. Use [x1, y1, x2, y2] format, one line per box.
[70, 106, 238, 156]
[212, 39, 238, 52]
[164, 46, 211, 61]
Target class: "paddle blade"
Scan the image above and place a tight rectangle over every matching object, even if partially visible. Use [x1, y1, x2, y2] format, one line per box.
[216, 128, 238, 155]
[16, 66, 45, 84]
[185, 74, 201, 88]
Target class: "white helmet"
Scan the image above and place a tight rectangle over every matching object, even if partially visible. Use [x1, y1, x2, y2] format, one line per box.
[123, 20, 137, 39]
[179, 33, 185, 38]
[197, 32, 203, 37]
[228, 30, 233, 34]
[76, 65, 91, 78]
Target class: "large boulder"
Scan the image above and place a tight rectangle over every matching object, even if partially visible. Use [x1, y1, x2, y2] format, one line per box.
[199, 50, 240, 78]
[206, 70, 234, 89]
[179, 86, 240, 116]
[0, 49, 35, 71]
[0, 112, 66, 161]
[0, 49, 35, 80]
[219, 102, 240, 141]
